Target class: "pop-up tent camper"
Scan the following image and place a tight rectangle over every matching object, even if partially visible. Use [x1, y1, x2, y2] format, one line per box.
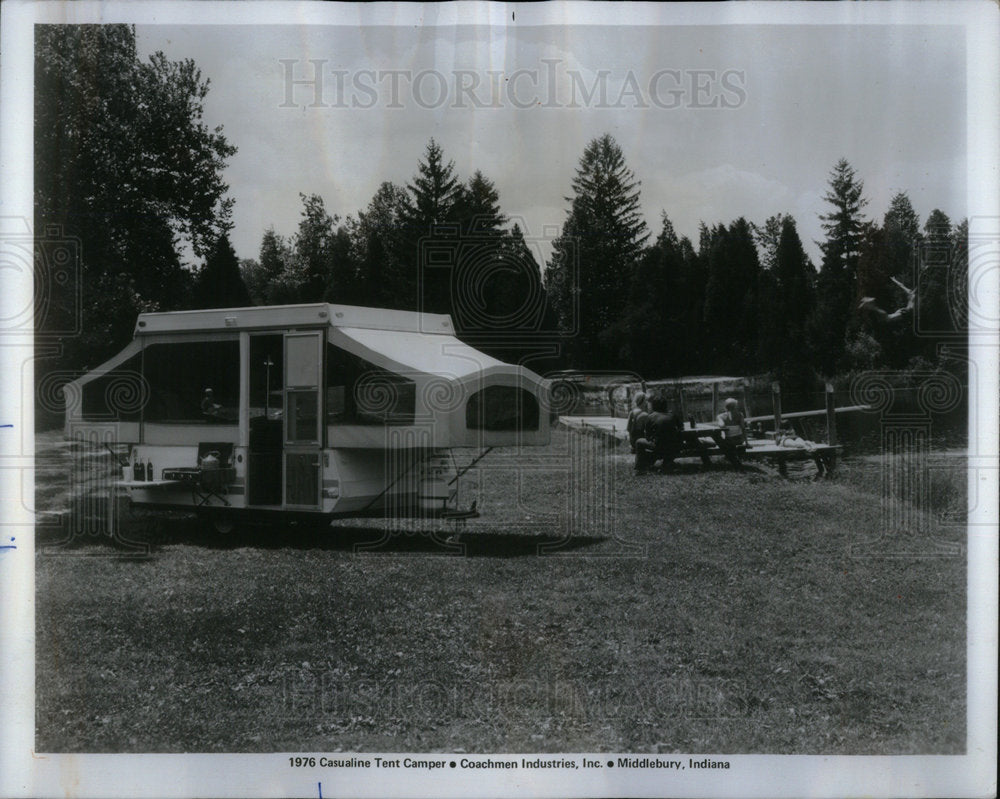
[63, 303, 549, 529]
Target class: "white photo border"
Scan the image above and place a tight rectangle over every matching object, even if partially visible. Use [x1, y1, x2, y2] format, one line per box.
[1, 2, 996, 797]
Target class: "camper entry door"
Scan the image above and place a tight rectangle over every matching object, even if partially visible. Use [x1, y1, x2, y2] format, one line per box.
[283, 332, 323, 508]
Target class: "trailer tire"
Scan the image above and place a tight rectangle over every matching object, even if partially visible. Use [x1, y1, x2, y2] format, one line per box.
[211, 516, 237, 535]
[196, 512, 238, 536]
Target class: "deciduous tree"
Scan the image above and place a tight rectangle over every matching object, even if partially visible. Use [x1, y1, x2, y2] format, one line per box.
[35, 24, 236, 371]
[349, 182, 409, 309]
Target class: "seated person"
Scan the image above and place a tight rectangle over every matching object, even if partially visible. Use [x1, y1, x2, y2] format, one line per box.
[626, 392, 648, 453]
[716, 397, 747, 464]
[634, 395, 683, 473]
[200, 387, 223, 418]
[716, 397, 746, 433]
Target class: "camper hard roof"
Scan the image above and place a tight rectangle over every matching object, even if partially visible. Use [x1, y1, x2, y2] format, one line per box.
[133, 303, 456, 336]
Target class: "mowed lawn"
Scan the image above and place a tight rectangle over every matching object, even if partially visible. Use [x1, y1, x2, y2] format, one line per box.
[35, 428, 966, 753]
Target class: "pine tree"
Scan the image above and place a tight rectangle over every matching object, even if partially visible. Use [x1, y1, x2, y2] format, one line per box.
[884, 193, 921, 268]
[950, 218, 969, 339]
[867, 191, 921, 307]
[703, 218, 761, 373]
[491, 223, 543, 323]
[402, 139, 463, 313]
[449, 171, 511, 332]
[819, 159, 869, 274]
[545, 134, 648, 368]
[455, 170, 507, 236]
[404, 139, 462, 230]
[753, 214, 790, 273]
[810, 159, 869, 374]
[852, 225, 896, 368]
[918, 209, 954, 358]
[192, 235, 252, 309]
[771, 216, 816, 386]
[618, 214, 678, 377]
[675, 234, 707, 374]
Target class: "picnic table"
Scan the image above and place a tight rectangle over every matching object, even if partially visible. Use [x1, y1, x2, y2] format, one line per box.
[557, 416, 841, 478]
[676, 423, 841, 477]
[676, 422, 736, 464]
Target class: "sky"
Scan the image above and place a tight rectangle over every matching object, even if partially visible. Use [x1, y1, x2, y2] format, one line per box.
[135, 20, 967, 268]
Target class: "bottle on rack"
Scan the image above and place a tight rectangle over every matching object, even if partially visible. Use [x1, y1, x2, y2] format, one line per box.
[132, 455, 143, 482]
[146, 458, 154, 481]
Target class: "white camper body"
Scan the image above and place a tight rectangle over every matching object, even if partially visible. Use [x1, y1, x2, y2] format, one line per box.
[63, 303, 549, 526]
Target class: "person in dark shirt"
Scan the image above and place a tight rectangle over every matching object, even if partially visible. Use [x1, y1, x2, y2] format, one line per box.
[634, 395, 683, 473]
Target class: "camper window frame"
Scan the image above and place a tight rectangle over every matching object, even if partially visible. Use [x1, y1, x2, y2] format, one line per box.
[137, 332, 242, 426]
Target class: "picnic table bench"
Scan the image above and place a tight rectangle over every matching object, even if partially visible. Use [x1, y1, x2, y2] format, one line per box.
[676, 423, 732, 463]
[741, 441, 841, 477]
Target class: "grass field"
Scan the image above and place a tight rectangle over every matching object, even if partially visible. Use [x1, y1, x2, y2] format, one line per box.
[34, 428, 966, 754]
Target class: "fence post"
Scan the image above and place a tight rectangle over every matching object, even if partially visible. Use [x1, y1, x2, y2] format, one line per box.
[825, 382, 837, 445]
[772, 382, 782, 434]
[712, 382, 719, 421]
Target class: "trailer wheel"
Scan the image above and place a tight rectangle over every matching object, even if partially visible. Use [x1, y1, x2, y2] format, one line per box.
[211, 516, 237, 535]
[197, 512, 238, 536]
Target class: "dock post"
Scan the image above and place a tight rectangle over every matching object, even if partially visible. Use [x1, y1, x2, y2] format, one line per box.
[772, 382, 782, 434]
[825, 382, 837, 445]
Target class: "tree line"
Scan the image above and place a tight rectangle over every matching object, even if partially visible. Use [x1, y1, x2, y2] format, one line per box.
[35, 25, 968, 401]
[235, 136, 967, 389]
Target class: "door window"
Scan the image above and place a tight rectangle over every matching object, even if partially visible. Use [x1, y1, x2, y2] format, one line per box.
[287, 390, 319, 443]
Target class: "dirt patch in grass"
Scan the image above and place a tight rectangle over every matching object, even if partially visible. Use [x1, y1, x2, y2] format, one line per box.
[35, 429, 966, 753]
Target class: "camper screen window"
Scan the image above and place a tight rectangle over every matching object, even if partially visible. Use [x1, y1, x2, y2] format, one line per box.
[466, 386, 540, 431]
[81, 353, 144, 421]
[143, 340, 240, 423]
[326, 344, 415, 425]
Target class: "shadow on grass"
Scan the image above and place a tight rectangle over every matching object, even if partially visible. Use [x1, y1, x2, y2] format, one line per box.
[36, 515, 607, 558]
